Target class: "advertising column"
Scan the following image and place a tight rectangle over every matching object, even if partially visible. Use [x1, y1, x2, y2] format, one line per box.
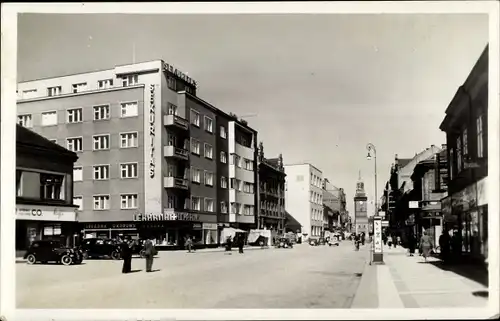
[372, 216, 384, 264]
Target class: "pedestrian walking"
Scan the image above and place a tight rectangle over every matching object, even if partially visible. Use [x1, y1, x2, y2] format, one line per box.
[439, 229, 451, 264]
[383, 233, 387, 246]
[121, 237, 133, 274]
[396, 235, 401, 248]
[451, 230, 461, 263]
[238, 234, 245, 254]
[419, 231, 434, 263]
[144, 237, 156, 272]
[225, 236, 233, 254]
[387, 235, 393, 248]
[185, 236, 193, 253]
[408, 233, 416, 256]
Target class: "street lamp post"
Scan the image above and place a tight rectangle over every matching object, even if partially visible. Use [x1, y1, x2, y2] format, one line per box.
[367, 143, 384, 264]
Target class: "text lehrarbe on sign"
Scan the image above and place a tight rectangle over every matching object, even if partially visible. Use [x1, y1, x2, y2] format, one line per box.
[133, 212, 200, 222]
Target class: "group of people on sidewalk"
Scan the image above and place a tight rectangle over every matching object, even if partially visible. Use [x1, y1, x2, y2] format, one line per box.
[224, 234, 246, 254]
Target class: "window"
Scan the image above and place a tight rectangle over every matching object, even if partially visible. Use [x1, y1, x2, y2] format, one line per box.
[230, 178, 242, 191]
[94, 105, 110, 120]
[477, 114, 484, 158]
[191, 168, 201, 183]
[93, 134, 110, 150]
[463, 128, 468, 159]
[449, 148, 455, 180]
[120, 102, 138, 118]
[204, 171, 214, 186]
[191, 109, 201, 127]
[66, 137, 83, 152]
[243, 205, 253, 215]
[220, 126, 227, 139]
[191, 138, 200, 155]
[456, 136, 462, 172]
[167, 134, 176, 146]
[191, 196, 202, 211]
[205, 198, 214, 212]
[221, 201, 228, 214]
[120, 163, 138, 178]
[167, 75, 177, 91]
[122, 74, 138, 87]
[167, 103, 178, 115]
[204, 116, 214, 133]
[244, 158, 253, 171]
[93, 165, 110, 180]
[121, 194, 138, 209]
[40, 173, 64, 200]
[67, 108, 83, 123]
[167, 195, 176, 209]
[204, 143, 213, 159]
[93, 195, 110, 210]
[232, 154, 241, 167]
[22, 89, 37, 99]
[73, 166, 83, 181]
[243, 182, 254, 194]
[17, 114, 33, 128]
[120, 132, 138, 148]
[221, 176, 228, 189]
[98, 79, 113, 89]
[41, 111, 57, 126]
[47, 86, 62, 96]
[221, 151, 227, 163]
[73, 196, 83, 211]
[72, 83, 87, 93]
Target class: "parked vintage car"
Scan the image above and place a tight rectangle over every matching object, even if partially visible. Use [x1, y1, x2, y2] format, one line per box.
[80, 238, 122, 260]
[275, 237, 294, 249]
[24, 240, 83, 266]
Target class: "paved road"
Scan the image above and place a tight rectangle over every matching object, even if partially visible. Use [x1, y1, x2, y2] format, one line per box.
[17, 242, 369, 309]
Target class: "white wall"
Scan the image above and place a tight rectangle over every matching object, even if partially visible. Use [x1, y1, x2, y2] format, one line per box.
[285, 164, 312, 236]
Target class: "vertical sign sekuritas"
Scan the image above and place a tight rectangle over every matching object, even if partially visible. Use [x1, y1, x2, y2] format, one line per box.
[149, 84, 156, 178]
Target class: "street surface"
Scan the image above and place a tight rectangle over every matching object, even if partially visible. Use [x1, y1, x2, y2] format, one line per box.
[17, 242, 369, 309]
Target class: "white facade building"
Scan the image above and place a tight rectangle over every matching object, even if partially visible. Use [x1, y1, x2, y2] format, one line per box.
[284, 163, 324, 238]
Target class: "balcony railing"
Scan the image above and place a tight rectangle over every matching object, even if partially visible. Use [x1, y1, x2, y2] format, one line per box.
[164, 176, 189, 190]
[164, 145, 189, 160]
[164, 114, 189, 130]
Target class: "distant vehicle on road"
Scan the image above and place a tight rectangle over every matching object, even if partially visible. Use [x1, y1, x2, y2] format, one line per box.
[276, 237, 294, 249]
[81, 238, 122, 260]
[24, 240, 83, 266]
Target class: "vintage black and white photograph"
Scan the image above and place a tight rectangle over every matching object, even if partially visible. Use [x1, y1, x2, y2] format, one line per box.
[1, 2, 498, 320]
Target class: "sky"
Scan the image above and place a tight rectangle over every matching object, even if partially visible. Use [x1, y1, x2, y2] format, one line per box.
[17, 13, 489, 216]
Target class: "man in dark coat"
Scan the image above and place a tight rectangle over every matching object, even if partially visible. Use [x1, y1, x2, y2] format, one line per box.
[144, 238, 156, 272]
[121, 237, 133, 273]
[439, 229, 451, 264]
[238, 234, 245, 254]
[408, 232, 416, 256]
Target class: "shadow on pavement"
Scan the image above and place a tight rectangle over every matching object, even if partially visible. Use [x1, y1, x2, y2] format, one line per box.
[127, 269, 142, 273]
[426, 260, 488, 287]
[472, 290, 488, 298]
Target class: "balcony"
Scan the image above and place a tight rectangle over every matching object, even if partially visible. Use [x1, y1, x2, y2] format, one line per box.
[164, 146, 189, 160]
[163, 176, 189, 190]
[164, 114, 189, 131]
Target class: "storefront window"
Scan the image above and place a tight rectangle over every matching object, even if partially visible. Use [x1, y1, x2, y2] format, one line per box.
[204, 229, 218, 244]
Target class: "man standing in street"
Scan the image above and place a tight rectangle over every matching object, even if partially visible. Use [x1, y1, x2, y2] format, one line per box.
[238, 234, 245, 254]
[144, 237, 156, 272]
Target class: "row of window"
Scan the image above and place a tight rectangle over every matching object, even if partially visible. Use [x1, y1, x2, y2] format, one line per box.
[20, 75, 140, 99]
[74, 163, 138, 181]
[190, 167, 254, 193]
[310, 190, 323, 205]
[449, 113, 485, 180]
[310, 173, 323, 188]
[55, 132, 138, 152]
[311, 208, 324, 221]
[17, 102, 140, 128]
[189, 138, 254, 170]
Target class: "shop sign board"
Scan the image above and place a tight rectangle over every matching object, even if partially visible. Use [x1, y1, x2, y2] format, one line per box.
[373, 218, 383, 254]
[409, 201, 419, 209]
[16, 204, 77, 222]
[133, 211, 201, 222]
[203, 223, 218, 230]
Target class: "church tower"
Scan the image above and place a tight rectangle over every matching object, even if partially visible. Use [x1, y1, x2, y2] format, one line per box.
[354, 171, 368, 235]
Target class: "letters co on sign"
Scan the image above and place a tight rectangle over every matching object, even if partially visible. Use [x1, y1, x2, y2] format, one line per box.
[149, 84, 156, 178]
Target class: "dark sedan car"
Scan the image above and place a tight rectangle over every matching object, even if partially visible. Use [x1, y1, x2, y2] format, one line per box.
[24, 240, 83, 265]
[80, 238, 122, 260]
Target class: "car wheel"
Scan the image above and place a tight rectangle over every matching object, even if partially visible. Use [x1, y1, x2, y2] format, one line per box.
[82, 251, 89, 260]
[111, 251, 121, 260]
[26, 254, 36, 265]
[61, 254, 73, 266]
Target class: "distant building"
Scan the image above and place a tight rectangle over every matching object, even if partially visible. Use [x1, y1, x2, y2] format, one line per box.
[257, 142, 286, 238]
[439, 44, 488, 263]
[16, 125, 79, 255]
[284, 163, 324, 238]
[322, 179, 346, 233]
[353, 172, 368, 235]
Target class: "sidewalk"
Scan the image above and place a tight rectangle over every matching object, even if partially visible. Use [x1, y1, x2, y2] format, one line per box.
[351, 244, 489, 308]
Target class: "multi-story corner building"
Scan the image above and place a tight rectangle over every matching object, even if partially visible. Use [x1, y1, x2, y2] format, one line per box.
[284, 163, 324, 238]
[15, 125, 79, 255]
[16, 60, 258, 249]
[322, 179, 346, 232]
[257, 142, 286, 238]
[439, 44, 488, 263]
